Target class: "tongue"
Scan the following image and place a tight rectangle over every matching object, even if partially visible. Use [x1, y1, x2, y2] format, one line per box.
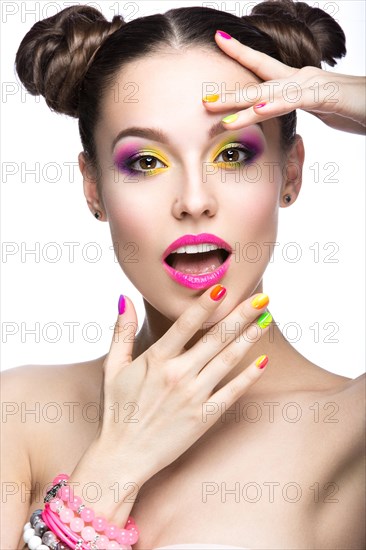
[170, 250, 223, 274]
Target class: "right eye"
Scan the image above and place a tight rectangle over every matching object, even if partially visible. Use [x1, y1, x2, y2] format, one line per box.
[114, 150, 169, 177]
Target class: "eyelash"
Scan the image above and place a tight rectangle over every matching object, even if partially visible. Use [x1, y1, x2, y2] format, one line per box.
[115, 142, 258, 176]
[117, 151, 167, 176]
[214, 142, 257, 167]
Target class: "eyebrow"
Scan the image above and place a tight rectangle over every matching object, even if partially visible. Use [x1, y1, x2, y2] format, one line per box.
[111, 121, 263, 151]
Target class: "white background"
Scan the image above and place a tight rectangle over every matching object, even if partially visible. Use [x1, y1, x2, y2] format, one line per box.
[1, 1, 365, 377]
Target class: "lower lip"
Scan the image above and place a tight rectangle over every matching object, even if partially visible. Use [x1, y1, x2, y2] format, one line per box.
[162, 254, 232, 290]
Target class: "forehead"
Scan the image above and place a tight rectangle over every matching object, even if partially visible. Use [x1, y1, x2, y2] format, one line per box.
[97, 47, 280, 148]
[102, 47, 259, 115]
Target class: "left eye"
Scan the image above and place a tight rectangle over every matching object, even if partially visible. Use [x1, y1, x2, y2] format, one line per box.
[214, 145, 254, 164]
[128, 155, 166, 171]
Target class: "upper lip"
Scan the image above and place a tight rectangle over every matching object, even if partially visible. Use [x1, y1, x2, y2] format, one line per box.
[162, 233, 232, 261]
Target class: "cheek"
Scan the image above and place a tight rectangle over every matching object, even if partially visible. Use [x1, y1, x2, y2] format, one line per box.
[226, 166, 281, 270]
[103, 188, 165, 270]
[106, 196, 143, 239]
[230, 179, 280, 235]
[101, 163, 165, 238]
[107, 205, 147, 275]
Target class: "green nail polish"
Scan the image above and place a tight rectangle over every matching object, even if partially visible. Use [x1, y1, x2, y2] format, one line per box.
[257, 311, 272, 329]
[222, 113, 238, 123]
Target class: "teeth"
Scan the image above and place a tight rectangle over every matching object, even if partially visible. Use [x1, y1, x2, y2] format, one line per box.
[171, 243, 220, 254]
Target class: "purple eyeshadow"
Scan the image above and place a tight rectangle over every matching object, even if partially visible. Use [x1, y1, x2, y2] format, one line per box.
[113, 143, 140, 175]
[236, 129, 265, 162]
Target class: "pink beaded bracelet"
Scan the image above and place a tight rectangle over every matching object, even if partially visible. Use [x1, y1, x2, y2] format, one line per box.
[42, 474, 138, 549]
[42, 505, 82, 549]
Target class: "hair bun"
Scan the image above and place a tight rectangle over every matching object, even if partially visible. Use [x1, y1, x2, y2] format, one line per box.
[15, 5, 125, 117]
[246, 0, 346, 67]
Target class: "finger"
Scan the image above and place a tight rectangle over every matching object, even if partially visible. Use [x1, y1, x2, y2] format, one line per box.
[204, 354, 269, 419]
[215, 30, 294, 81]
[103, 294, 139, 371]
[202, 79, 287, 111]
[219, 97, 299, 130]
[183, 293, 271, 374]
[197, 314, 272, 389]
[151, 284, 228, 361]
[202, 86, 260, 110]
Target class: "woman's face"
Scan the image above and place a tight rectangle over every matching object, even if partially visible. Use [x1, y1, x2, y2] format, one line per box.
[83, 48, 303, 322]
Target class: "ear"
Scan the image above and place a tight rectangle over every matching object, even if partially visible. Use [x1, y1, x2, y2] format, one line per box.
[78, 151, 107, 221]
[280, 134, 305, 208]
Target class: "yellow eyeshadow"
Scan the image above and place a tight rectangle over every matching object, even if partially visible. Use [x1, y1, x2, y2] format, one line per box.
[140, 146, 170, 166]
[142, 167, 168, 177]
[209, 139, 242, 164]
[215, 161, 242, 170]
[129, 146, 170, 175]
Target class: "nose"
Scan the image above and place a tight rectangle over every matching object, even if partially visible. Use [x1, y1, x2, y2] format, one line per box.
[171, 168, 218, 220]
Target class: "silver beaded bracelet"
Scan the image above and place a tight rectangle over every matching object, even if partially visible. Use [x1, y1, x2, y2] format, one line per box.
[22, 508, 72, 550]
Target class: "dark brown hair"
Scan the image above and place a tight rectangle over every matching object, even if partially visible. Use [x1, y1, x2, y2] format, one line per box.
[15, 0, 346, 169]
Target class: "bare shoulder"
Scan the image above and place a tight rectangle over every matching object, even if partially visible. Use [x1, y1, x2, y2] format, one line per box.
[339, 371, 366, 395]
[262, 364, 366, 456]
[335, 371, 366, 423]
[326, 371, 366, 407]
[1, 357, 104, 447]
[319, 371, 366, 453]
[1, 360, 104, 549]
[1, 356, 104, 404]
[1, 358, 104, 484]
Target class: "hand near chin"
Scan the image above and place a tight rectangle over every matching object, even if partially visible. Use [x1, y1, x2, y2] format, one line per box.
[204, 31, 365, 135]
[68, 287, 272, 524]
[95, 287, 271, 484]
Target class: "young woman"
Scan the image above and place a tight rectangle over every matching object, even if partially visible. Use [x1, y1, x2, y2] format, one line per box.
[1, 0, 365, 549]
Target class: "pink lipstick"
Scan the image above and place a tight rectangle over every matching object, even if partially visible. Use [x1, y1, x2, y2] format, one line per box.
[162, 233, 232, 290]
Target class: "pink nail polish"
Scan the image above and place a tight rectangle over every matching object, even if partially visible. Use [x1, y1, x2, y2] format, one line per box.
[254, 102, 266, 109]
[118, 294, 126, 315]
[216, 30, 231, 39]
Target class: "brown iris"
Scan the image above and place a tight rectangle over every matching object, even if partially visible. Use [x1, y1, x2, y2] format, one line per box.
[221, 148, 240, 162]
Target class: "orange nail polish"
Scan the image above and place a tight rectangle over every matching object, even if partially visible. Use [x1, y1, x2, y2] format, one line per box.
[210, 284, 227, 301]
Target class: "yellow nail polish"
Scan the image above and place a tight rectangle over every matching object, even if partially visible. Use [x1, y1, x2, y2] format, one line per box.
[251, 293, 269, 309]
[202, 94, 220, 103]
[222, 113, 238, 123]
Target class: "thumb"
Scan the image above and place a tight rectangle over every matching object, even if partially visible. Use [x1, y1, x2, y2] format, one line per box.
[105, 294, 139, 369]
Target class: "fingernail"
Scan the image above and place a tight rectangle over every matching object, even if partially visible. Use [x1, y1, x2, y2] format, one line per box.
[256, 311, 272, 329]
[251, 293, 269, 309]
[222, 113, 238, 123]
[202, 94, 220, 103]
[254, 102, 266, 109]
[210, 284, 227, 301]
[216, 30, 232, 39]
[118, 294, 126, 315]
[255, 354, 268, 369]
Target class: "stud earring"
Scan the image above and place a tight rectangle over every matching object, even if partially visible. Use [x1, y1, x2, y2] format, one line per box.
[284, 194, 291, 204]
[94, 211, 101, 219]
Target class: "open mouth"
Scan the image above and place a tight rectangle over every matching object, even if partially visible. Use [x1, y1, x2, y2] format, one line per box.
[164, 246, 231, 275]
